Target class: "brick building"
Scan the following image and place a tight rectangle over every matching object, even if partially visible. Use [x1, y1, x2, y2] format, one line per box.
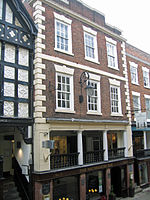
[126, 43, 150, 188]
[24, 0, 134, 199]
[0, 0, 37, 199]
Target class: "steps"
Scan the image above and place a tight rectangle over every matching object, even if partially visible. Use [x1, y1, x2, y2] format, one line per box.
[3, 179, 22, 200]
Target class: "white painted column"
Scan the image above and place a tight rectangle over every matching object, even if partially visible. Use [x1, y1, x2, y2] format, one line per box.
[123, 130, 128, 157]
[77, 131, 83, 165]
[103, 130, 108, 161]
[144, 131, 147, 149]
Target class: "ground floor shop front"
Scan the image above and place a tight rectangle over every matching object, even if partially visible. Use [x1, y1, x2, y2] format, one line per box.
[33, 158, 134, 200]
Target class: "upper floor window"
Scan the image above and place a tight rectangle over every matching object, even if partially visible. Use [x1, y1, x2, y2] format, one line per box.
[83, 26, 99, 63]
[55, 64, 75, 113]
[130, 62, 138, 85]
[87, 74, 101, 115]
[132, 91, 140, 115]
[106, 37, 118, 70]
[54, 12, 73, 55]
[144, 95, 150, 120]
[109, 79, 122, 116]
[142, 67, 149, 88]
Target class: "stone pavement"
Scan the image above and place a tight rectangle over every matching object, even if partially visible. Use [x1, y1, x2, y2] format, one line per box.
[117, 187, 150, 200]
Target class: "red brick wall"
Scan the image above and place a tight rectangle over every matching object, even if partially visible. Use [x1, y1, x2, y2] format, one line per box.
[40, 1, 128, 121]
[126, 43, 150, 120]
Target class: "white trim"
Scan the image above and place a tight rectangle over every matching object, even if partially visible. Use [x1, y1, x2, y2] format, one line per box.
[87, 111, 102, 115]
[89, 73, 100, 81]
[87, 79, 101, 115]
[55, 109, 75, 113]
[110, 84, 122, 115]
[132, 91, 140, 97]
[55, 70, 75, 112]
[106, 37, 118, 70]
[142, 66, 149, 72]
[54, 12, 73, 55]
[83, 27, 99, 63]
[129, 61, 138, 68]
[109, 78, 120, 86]
[54, 12, 72, 24]
[144, 94, 150, 99]
[60, 0, 69, 4]
[130, 62, 138, 85]
[83, 25, 97, 36]
[105, 36, 117, 45]
[55, 64, 74, 75]
[36, 53, 126, 81]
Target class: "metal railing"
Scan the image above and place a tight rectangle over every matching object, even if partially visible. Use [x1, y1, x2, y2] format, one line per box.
[135, 148, 150, 158]
[50, 153, 79, 170]
[83, 150, 104, 164]
[108, 147, 125, 160]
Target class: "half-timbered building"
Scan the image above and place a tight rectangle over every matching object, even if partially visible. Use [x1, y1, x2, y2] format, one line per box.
[0, 0, 37, 199]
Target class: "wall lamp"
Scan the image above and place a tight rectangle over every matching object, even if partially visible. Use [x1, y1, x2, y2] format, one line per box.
[79, 71, 94, 103]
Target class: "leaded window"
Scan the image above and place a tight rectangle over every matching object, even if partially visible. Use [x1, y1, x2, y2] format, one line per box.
[0, 0, 36, 120]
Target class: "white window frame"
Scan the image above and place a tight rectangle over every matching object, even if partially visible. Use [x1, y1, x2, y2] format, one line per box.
[55, 64, 75, 113]
[106, 37, 118, 70]
[144, 94, 150, 122]
[83, 26, 99, 64]
[109, 79, 122, 116]
[87, 73, 101, 115]
[130, 62, 138, 85]
[54, 12, 73, 56]
[142, 67, 150, 88]
[60, 0, 69, 4]
[132, 91, 141, 120]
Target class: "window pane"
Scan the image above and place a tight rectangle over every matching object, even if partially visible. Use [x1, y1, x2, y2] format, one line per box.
[57, 74, 71, 109]
[110, 86, 119, 113]
[56, 20, 69, 52]
[85, 33, 95, 59]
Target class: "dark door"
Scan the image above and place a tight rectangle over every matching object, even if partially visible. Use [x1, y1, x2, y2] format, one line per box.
[111, 167, 121, 197]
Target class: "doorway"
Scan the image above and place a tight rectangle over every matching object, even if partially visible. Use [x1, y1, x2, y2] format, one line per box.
[111, 166, 127, 197]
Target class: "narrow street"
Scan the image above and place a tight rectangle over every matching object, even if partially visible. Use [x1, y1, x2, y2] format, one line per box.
[118, 187, 150, 200]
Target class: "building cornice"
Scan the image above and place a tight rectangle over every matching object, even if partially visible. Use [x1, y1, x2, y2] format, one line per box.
[29, 0, 126, 41]
[46, 117, 129, 124]
[126, 53, 150, 66]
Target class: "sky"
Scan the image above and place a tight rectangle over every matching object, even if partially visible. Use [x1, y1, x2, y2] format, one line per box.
[82, 0, 150, 54]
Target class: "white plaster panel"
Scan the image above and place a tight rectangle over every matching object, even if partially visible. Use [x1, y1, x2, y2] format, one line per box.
[15, 18, 22, 27]
[0, 0, 3, 19]
[4, 66, 15, 79]
[18, 84, 28, 99]
[18, 48, 29, 66]
[4, 82, 15, 97]
[4, 44, 15, 63]
[5, 3, 13, 24]
[18, 103, 28, 118]
[18, 69, 28, 82]
[4, 101, 14, 117]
